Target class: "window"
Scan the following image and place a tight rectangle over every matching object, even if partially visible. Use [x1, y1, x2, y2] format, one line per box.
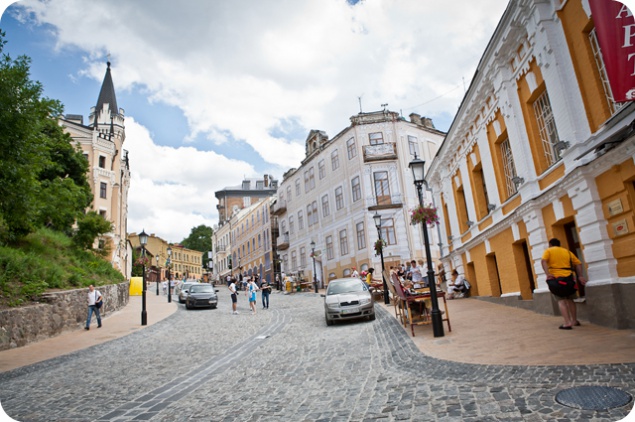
[339, 229, 349, 255]
[99, 209, 107, 218]
[309, 167, 315, 190]
[356, 222, 366, 250]
[321, 194, 330, 217]
[98, 155, 106, 169]
[298, 211, 304, 230]
[244, 196, 251, 206]
[351, 176, 361, 202]
[304, 170, 310, 193]
[335, 187, 344, 210]
[408, 136, 419, 157]
[346, 137, 357, 159]
[312, 201, 318, 225]
[291, 251, 297, 271]
[295, 179, 301, 196]
[533, 90, 560, 167]
[380, 218, 396, 245]
[331, 150, 340, 171]
[369, 132, 384, 145]
[373, 171, 391, 205]
[100, 182, 107, 199]
[287, 186, 292, 202]
[326, 236, 334, 260]
[589, 29, 625, 115]
[500, 138, 519, 198]
[318, 160, 325, 179]
[307, 204, 313, 227]
[289, 216, 294, 234]
[300, 247, 306, 267]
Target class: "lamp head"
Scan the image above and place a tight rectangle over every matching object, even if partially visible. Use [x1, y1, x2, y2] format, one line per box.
[373, 211, 382, 229]
[167, 246, 172, 256]
[409, 155, 426, 185]
[139, 229, 148, 246]
[310, 240, 315, 249]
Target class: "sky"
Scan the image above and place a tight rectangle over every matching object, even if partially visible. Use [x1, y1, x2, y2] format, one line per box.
[1, 0, 519, 243]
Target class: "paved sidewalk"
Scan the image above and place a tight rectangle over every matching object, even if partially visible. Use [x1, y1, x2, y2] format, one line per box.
[1, 287, 634, 373]
[0, 285, 177, 372]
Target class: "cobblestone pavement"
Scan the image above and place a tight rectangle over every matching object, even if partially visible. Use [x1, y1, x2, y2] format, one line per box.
[1, 289, 633, 421]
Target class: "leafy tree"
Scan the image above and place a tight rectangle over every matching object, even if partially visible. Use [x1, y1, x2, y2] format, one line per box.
[181, 224, 214, 269]
[0, 31, 91, 243]
[72, 211, 113, 252]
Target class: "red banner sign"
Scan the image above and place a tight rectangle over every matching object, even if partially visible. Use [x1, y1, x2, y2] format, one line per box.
[589, 0, 635, 101]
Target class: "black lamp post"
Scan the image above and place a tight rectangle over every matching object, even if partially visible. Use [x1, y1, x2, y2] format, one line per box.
[139, 229, 148, 326]
[166, 246, 172, 303]
[155, 254, 160, 296]
[409, 155, 444, 338]
[310, 240, 318, 293]
[373, 212, 390, 305]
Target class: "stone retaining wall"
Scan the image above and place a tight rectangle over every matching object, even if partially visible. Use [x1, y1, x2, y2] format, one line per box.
[0, 282, 129, 351]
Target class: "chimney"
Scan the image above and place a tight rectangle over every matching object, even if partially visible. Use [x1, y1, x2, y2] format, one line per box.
[264, 174, 269, 187]
[409, 113, 422, 125]
[422, 117, 435, 129]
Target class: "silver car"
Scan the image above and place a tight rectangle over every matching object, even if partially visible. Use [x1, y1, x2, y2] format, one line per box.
[176, 282, 201, 304]
[322, 277, 375, 326]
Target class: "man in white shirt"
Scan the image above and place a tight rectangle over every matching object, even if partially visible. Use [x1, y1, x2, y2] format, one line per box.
[85, 285, 103, 330]
[410, 260, 424, 288]
[228, 279, 239, 315]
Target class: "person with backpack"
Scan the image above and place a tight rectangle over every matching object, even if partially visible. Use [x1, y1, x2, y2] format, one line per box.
[541, 238, 587, 330]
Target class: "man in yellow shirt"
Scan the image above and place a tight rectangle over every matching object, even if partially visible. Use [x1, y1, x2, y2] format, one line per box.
[541, 238, 587, 330]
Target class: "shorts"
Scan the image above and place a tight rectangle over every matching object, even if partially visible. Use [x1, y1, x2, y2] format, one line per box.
[231, 293, 237, 303]
[552, 292, 577, 301]
[249, 293, 256, 302]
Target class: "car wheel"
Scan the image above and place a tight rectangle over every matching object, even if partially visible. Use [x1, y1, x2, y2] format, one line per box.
[186, 302, 192, 309]
[369, 313, 376, 321]
[325, 316, 333, 326]
[211, 305, 217, 309]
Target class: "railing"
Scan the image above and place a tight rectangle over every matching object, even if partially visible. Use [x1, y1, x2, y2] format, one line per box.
[277, 233, 290, 250]
[367, 193, 403, 209]
[272, 199, 287, 215]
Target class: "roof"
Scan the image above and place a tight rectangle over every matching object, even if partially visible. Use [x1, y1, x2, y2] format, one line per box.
[94, 62, 118, 124]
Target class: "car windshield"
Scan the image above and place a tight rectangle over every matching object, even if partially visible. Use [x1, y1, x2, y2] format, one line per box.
[189, 285, 213, 293]
[327, 279, 367, 295]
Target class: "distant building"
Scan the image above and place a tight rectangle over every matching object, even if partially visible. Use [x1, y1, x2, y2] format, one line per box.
[274, 110, 445, 285]
[129, 233, 203, 281]
[427, 0, 635, 329]
[60, 62, 131, 279]
[215, 175, 278, 223]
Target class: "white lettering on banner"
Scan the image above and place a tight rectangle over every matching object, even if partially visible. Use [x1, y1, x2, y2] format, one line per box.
[623, 24, 635, 47]
[616, 4, 633, 19]
[629, 52, 635, 76]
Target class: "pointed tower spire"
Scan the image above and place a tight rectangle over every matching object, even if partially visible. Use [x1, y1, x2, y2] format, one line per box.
[94, 61, 118, 125]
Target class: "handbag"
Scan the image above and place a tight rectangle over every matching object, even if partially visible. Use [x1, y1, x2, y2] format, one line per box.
[547, 253, 577, 298]
[95, 292, 103, 309]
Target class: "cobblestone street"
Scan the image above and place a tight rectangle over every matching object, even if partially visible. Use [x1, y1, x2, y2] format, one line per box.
[1, 289, 634, 421]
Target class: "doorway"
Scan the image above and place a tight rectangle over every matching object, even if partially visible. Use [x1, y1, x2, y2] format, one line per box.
[564, 222, 586, 298]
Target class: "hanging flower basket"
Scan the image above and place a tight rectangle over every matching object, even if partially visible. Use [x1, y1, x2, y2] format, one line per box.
[411, 205, 439, 227]
[374, 238, 386, 256]
[135, 256, 150, 267]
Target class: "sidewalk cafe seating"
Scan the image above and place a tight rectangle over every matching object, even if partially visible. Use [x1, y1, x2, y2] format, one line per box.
[391, 273, 452, 336]
[383, 270, 403, 322]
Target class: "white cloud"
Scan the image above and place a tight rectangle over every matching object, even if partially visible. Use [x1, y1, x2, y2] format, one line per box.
[125, 118, 254, 242]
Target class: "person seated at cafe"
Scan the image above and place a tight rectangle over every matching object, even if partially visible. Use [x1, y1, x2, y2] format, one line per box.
[447, 269, 467, 299]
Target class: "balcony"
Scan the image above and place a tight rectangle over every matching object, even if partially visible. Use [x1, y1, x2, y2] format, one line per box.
[272, 199, 287, 215]
[367, 193, 403, 211]
[363, 142, 397, 162]
[277, 233, 290, 250]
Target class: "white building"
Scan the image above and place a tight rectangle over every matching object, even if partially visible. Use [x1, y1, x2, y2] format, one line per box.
[273, 110, 445, 286]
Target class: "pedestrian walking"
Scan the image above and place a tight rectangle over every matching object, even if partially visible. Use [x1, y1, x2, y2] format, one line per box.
[162, 280, 167, 295]
[541, 238, 587, 330]
[228, 278, 239, 315]
[85, 285, 103, 330]
[260, 279, 271, 309]
[247, 277, 259, 314]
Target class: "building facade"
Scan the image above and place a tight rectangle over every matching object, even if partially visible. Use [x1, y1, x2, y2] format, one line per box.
[61, 62, 131, 279]
[129, 232, 204, 281]
[215, 175, 278, 223]
[427, 0, 635, 329]
[274, 110, 445, 286]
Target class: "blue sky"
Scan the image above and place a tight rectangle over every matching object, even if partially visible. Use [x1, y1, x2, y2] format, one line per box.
[0, 0, 512, 242]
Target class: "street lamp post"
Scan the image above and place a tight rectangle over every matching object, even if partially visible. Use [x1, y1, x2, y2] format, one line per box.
[373, 212, 390, 305]
[166, 246, 172, 303]
[155, 254, 160, 296]
[310, 240, 318, 293]
[409, 155, 444, 338]
[139, 229, 148, 326]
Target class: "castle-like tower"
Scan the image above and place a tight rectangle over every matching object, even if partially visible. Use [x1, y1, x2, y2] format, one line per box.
[61, 62, 131, 279]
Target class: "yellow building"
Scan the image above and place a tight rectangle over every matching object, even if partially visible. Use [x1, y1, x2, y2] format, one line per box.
[427, 0, 635, 329]
[129, 233, 203, 281]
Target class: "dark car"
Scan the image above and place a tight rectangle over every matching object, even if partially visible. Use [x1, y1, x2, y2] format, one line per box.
[185, 284, 219, 309]
[176, 281, 200, 304]
[322, 277, 375, 326]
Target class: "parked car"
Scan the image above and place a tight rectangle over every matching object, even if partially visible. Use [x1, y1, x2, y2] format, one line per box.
[176, 281, 201, 304]
[185, 284, 219, 309]
[322, 277, 375, 326]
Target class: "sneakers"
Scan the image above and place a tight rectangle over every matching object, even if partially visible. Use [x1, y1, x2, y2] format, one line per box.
[98, 324, 102, 328]
[232, 311, 239, 315]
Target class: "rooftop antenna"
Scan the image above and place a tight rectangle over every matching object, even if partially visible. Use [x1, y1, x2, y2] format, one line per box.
[358, 96, 363, 114]
[381, 103, 388, 112]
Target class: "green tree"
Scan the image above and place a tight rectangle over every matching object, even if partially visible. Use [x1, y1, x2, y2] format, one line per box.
[72, 211, 113, 252]
[181, 224, 214, 269]
[0, 31, 91, 243]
